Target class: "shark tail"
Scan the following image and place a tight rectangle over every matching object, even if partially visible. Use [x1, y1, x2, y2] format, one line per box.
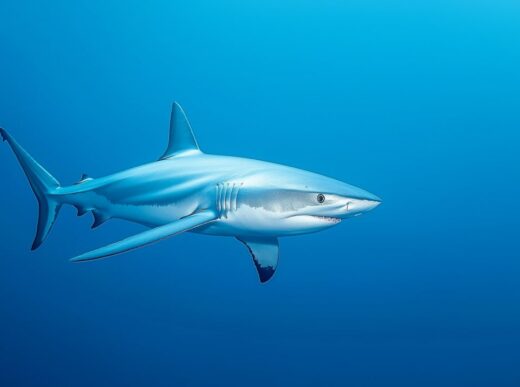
[1, 128, 62, 250]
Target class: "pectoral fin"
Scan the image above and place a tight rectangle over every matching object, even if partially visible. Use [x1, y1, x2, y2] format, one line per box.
[71, 210, 217, 262]
[237, 237, 279, 283]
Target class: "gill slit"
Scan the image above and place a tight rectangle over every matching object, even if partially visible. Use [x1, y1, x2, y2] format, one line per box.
[216, 181, 243, 219]
[216, 183, 220, 212]
[231, 183, 241, 212]
[217, 183, 224, 214]
[223, 183, 230, 217]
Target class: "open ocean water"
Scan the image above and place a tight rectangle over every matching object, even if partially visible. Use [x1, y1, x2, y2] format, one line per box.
[0, 1, 519, 386]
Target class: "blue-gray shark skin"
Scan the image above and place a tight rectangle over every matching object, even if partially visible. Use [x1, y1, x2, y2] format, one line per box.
[0, 102, 381, 283]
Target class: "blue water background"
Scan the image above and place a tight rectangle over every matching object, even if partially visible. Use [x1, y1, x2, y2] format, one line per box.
[1, 1, 519, 386]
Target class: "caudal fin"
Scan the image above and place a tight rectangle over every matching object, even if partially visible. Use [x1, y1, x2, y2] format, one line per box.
[1, 128, 62, 250]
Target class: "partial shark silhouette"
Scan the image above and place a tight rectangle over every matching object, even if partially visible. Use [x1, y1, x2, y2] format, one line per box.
[1, 103, 381, 282]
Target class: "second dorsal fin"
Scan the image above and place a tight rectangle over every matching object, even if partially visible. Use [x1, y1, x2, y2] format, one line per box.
[159, 102, 201, 159]
[75, 173, 93, 185]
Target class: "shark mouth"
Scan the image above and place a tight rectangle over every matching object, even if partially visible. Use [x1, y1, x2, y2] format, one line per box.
[311, 215, 341, 224]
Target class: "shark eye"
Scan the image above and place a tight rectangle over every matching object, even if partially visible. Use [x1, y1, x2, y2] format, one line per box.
[317, 193, 325, 204]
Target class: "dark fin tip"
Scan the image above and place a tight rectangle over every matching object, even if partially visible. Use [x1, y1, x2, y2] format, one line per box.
[0, 128, 7, 142]
[258, 266, 276, 283]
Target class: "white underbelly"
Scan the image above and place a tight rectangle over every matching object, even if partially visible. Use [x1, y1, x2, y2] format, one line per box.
[194, 204, 308, 237]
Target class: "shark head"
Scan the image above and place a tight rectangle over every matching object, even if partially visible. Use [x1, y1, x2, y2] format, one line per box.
[233, 163, 382, 236]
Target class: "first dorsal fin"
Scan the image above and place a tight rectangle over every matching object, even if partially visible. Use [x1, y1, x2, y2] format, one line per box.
[160, 102, 201, 159]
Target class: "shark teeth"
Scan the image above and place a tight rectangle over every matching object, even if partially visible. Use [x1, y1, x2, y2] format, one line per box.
[313, 216, 341, 224]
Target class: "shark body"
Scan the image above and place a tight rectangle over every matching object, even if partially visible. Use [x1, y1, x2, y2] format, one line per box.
[1, 103, 381, 282]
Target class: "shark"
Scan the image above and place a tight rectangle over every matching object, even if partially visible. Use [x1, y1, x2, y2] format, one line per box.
[0, 102, 381, 283]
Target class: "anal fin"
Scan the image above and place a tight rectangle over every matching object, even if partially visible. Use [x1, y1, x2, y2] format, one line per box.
[91, 211, 110, 229]
[76, 207, 87, 217]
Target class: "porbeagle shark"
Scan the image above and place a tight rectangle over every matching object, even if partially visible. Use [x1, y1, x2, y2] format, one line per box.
[1, 103, 381, 283]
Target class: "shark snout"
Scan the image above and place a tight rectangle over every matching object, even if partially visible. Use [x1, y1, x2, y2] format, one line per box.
[357, 199, 381, 212]
[343, 195, 381, 216]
